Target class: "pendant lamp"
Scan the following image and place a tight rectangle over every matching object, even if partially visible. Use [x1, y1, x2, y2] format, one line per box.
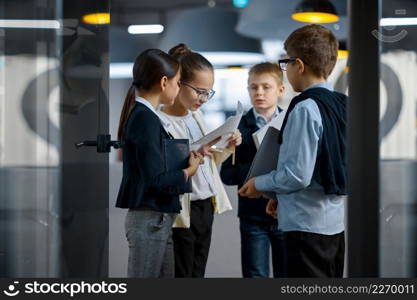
[292, 0, 339, 23]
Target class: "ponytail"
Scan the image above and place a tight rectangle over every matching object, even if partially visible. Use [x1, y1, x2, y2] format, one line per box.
[117, 85, 136, 140]
[117, 48, 180, 141]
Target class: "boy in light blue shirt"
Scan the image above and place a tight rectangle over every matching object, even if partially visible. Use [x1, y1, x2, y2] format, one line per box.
[239, 24, 347, 277]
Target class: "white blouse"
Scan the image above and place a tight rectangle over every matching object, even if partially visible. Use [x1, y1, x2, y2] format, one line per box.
[159, 111, 216, 201]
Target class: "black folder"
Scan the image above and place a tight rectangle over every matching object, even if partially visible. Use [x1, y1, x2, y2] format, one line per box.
[163, 138, 192, 193]
[245, 127, 281, 200]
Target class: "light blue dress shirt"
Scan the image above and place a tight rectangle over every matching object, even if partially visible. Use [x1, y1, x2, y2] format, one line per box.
[252, 108, 279, 129]
[255, 82, 345, 235]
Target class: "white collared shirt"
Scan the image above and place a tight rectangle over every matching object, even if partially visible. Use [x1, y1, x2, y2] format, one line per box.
[158, 110, 216, 201]
[135, 96, 171, 130]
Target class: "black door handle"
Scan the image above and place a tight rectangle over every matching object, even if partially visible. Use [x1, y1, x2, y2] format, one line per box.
[75, 134, 122, 153]
[75, 140, 97, 148]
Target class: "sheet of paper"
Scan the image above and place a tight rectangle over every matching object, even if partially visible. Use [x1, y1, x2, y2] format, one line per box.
[252, 110, 286, 149]
[192, 101, 244, 148]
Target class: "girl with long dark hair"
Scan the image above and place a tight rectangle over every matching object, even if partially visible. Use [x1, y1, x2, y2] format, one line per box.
[116, 49, 202, 278]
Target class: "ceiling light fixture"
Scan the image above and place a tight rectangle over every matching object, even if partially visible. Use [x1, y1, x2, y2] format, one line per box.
[236, 0, 347, 41]
[82, 13, 110, 25]
[292, 0, 339, 23]
[380, 17, 417, 26]
[0, 19, 60, 29]
[127, 24, 164, 34]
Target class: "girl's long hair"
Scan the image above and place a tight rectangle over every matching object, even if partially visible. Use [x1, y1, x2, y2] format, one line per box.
[117, 49, 180, 140]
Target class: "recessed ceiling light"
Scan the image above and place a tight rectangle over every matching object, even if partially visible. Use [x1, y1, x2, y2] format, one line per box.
[0, 19, 60, 29]
[128, 24, 164, 34]
[380, 18, 417, 26]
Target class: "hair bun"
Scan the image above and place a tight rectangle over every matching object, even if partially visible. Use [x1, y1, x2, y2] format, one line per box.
[169, 43, 192, 58]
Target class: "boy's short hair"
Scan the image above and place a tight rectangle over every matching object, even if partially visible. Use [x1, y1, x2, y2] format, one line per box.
[284, 24, 338, 79]
[248, 62, 284, 85]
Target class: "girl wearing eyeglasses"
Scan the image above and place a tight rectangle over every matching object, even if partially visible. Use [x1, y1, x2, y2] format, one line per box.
[158, 43, 242, 277]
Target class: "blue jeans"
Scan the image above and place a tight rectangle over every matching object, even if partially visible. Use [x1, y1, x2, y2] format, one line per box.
[240, 218, 287, 278]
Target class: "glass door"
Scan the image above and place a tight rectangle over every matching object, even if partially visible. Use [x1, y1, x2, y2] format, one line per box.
[378, 0, 417, 277]
[0, 0, 111, 277]
[348, 0, 417, 277]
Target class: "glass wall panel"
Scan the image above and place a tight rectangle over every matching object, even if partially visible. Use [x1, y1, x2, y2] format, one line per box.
[379, 0, 417, 277]
[0, 0, 62, 277]
[0, 0, 109, 277]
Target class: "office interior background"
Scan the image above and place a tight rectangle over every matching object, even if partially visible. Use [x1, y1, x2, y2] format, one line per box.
[0, 0, 416, 277]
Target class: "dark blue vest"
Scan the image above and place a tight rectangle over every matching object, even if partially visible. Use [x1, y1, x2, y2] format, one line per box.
[279, 87, 347, 195]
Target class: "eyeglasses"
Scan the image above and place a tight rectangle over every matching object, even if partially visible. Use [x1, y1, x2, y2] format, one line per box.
[180, 81, 216, 100]
[278, 58, 297, 71]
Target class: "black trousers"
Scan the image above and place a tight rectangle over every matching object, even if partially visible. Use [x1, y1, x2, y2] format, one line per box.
[285, 231, 345, 278]
[172, 198, 214, 278]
